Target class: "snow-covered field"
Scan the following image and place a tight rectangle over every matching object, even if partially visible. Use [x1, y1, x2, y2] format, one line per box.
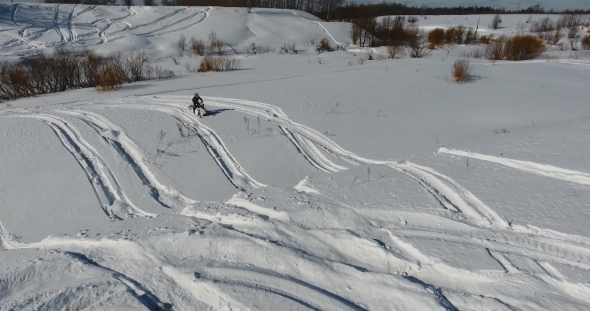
[1, 4, 590, 310]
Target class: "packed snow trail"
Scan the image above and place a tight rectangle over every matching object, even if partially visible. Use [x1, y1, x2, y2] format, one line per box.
[77, 100, 267, 190]
[156, 96, 512, 228]
[7, 113, 156, 219]
[2, 96, 590, 310]
[439, 147, 590, 186]
[58, 109, 199, 209]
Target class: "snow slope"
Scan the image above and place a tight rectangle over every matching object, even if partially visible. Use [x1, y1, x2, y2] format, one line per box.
[2, 4, 590, 311]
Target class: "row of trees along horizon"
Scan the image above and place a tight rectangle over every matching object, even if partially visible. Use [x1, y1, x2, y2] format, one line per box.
[42, 0, 590, 20]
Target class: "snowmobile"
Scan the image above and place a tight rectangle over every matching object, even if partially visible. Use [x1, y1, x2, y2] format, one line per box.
[189, 105, 207, 117]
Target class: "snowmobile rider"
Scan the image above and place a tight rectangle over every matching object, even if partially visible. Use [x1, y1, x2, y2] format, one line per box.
[191, 92, 204, 115]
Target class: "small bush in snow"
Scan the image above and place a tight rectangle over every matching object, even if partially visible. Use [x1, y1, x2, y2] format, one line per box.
[154, 66, 175, 79]
[427, 28, 446, 49]
[208, 31, 224, 55]
[387, 44, 405, 59]
[95, 61, 127, 92]
[558, 14, 584, 38]
[317, 38, 333, 52]
[409, 31, 430, 58]
[427, 26, 476, 49]
[246, 43, 274, 55]
[124, 51, 151, 82]
[280, 42, 297, 54]
[190, 37, 206, 56]
[481, 35, 545, 61]
[478, 35, 494, 44]
[198, 56, 241, 72]
[489, 14, 501, 30]
[530, 17, 555, 33]
[504, 35, 546, 60]
[459, 47, 485, 59]
[0, 48, 172, 100]
[452, 59, 472, 83]
[582, 35, 590, 50]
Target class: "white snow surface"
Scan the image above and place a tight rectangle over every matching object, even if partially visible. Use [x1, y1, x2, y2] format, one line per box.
[1, 4, 590, 311]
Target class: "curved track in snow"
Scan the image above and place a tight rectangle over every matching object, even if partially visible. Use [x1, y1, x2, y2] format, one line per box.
[8, 113, 156, 220]
[2, 96, 590, 310]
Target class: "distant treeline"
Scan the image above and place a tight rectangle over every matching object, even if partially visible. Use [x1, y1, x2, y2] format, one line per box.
[42, 0, 590, 20]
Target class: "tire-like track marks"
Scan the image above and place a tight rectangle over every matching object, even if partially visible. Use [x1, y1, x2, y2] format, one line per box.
[59, 110, 198, 209]
[8, 113, 156, 220]
[85, 101, 266, 190]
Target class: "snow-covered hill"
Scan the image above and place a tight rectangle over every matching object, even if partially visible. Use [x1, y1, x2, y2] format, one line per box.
[1, 4, 590, 311]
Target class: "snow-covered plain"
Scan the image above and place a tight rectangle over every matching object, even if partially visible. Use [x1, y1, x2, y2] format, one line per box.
[1, 4, 590, 310]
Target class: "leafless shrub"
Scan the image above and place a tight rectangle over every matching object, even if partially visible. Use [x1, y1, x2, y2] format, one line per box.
[280, 42, 297, 54]
[407, 16, 419, 24]
[317, 38, 333, 52]
[95, 61, 126, 92]
[570, 36, 580, 50]
[0, 48, 170, 100]
[153, 66, 175, 79]
[427, 28, 446, 49]
[464, 28, 477, 44]
[124, 50, 151, 82]
[447, 26, 470, 45]
[452, 59, 472, 83]
[198, 56, 241, 72]
[530, 17, 555, 33]
[155, 130, 167, 159]
[484, 35, 545, 61]
[493, 128, 510, 134]
[177, 34, 186, 52]
[208, 31, 224, 55]
[246, 42, 274, 55]
[459, 47, 485, 59]
[357, 57, 365, 64]
[478, 35, 494, 44]
[190, 37, 205, 56]
[387, 44, 406, 59]
[558, 14, 584, 38]
[409, 30, 431, 58]
[582, 35, 590, 50]
[489, 14, 501, 30]
[505, 217, 513, 229]
[544, 28, 562, 45]
[172, 57, 179, 65]
[366, 50, 374, 60]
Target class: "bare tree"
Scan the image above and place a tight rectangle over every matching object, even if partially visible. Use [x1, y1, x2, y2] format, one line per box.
[124, 0, 133, 7]
[178, 34, 187, 52]
[143, 0, 153, 6]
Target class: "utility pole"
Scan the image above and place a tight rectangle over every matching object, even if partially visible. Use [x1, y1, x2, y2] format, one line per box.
[517, 0, 521, 12]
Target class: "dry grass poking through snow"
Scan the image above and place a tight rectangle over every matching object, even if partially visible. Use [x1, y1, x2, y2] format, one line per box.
[462, 35, 546, 61]
[452, 59, 472, 83]
[198, 56, 241, 72]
